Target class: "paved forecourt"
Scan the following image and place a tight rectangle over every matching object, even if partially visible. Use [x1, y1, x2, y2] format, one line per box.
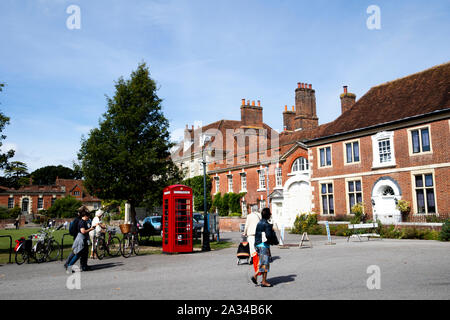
[0, 232, 449, 300]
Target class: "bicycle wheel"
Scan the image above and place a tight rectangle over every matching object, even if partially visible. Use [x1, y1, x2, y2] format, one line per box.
[107, 236, 121, 257]
[121, 234, 132, 258]
[15, 248, 28, 265]
[47, 240, 60, 261]
[95, 238, 106, 260]
[35, 242, 47, 263]
[133, 235, 140, 256]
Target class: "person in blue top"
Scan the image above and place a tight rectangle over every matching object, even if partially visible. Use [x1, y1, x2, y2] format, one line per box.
[251, 207, 278, 287]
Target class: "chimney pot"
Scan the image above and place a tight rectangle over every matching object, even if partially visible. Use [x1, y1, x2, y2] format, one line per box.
[241, 98, 245, 106]
[343, 86, 348, 94]
[247, 100, 250, 105]
[309, 84, 312, 89]
[257, 100, 261, 107]
[284, 105, 287, 111]
[292, 106, 294, 111]
[251, 100, 255, 106]
[297, 82, 301, 89]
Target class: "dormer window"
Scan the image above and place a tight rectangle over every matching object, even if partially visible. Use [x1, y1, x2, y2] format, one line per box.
[372, 131, 396, 168]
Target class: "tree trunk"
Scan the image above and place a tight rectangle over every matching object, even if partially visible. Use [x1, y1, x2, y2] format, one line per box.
[129, 201, 137, 228]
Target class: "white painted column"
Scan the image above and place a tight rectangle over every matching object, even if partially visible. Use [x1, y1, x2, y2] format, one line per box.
[124, 202, 131, 223]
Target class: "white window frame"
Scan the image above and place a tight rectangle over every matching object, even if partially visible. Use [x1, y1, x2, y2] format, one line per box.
[407, 125, 433, 156]
[8, 196, 14, 209]
[371, 131, 396, 169]
[319, 180, 335, 216]
[343, 139, 361, 165]
[257, 169, 266, 191]
[410, 169, 438, 215]
[259, 199, 266, 211]
[291, 157, 309, 173]
[240, 173, 247, 192]
[37, 196, 44, 210]
[317, 145, 332, 168]
[275, 167, 283, 188]
[227, 175, 233, 193]
[214, 176, 220, 194]
[345, 177, 363, 215]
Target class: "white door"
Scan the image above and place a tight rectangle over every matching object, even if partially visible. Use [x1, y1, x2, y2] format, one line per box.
[372, 184, 401, 224]
[376, 196, 397, 224]
[272, 202, 283, 224]
[286, 181, 311, 226]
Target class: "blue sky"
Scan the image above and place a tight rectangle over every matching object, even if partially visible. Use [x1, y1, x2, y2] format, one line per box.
[0, 0, 449, 172]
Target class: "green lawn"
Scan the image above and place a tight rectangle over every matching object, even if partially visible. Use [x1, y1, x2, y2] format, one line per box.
[0, 228, 232, 264]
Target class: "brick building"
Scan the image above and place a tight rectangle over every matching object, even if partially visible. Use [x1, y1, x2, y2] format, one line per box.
[0, 178, 102, 216]
[305, 62, 450, 223]
[173, 62, 449, 227]
[206, 85, 319, 227]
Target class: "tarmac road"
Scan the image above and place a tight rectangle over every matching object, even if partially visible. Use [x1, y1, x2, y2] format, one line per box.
[0, 232, 449, 300]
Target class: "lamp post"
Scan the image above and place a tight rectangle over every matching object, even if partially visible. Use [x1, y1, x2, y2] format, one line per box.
[201, 135, 211, 252]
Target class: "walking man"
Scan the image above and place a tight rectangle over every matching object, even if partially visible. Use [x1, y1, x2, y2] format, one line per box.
[243, 205, 261, 278]
[64, 206, 88, 270]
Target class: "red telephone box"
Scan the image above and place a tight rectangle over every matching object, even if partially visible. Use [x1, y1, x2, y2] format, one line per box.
[162, 185, 193, 253]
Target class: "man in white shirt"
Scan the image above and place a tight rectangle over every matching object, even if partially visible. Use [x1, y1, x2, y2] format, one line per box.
[243, 205, 261, 277]
[90, 209, 105, 259]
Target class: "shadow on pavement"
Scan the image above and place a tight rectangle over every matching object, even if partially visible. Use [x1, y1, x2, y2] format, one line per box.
[269, 274, 297, 286]
[90, 262, 124, 271]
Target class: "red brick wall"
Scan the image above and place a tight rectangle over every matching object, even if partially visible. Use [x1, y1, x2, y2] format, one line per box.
[218, 217, 246, 232]
[210, 145, 308, 212]
[310, 119, 450, 221]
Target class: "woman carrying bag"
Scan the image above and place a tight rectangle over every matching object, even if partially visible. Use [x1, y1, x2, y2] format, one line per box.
[251, 207, 278, 287]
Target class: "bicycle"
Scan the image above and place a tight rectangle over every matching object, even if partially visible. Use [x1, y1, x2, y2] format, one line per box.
[121, 230, 140, 258]
[38, 225, 63, 262]
[14, 232, 46, 265]
[94, 227, 121, 259]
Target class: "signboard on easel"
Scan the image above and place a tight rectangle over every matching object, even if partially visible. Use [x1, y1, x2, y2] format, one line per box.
[325, 221, 336, 245]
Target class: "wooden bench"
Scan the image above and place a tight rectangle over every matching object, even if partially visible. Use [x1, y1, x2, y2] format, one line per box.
[347, 223, 380, 242]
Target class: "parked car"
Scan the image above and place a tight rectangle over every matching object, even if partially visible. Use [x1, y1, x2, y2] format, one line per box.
[139, 216, 162, 237]
[193, 213, 204, 238]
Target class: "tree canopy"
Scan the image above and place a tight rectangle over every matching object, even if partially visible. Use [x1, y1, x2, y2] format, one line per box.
[30, 165, 82, 185]
[78, 63, 182, 224]
[183, 175, 212, 212]
[0, 83, 15, 171]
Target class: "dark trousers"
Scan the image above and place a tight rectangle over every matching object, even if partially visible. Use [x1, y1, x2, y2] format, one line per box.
[67, 242, 89, 270]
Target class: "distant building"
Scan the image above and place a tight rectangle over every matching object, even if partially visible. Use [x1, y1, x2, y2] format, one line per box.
[0, 178, 102, 216]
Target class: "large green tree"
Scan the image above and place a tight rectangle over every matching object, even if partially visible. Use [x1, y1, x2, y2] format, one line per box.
[183, 175, 212, 212]
[78, 63, 182, 225]
[4, 161, 29, 188]
[0, 83, 15, 171]
[31, 165, 82, 185]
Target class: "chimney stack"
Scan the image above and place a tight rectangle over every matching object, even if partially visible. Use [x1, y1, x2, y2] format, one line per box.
[293, 82, 318, 130]
[283, 104, 296, 131]
[340, 85, 356, 114]
[241, 98, 263, 128]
